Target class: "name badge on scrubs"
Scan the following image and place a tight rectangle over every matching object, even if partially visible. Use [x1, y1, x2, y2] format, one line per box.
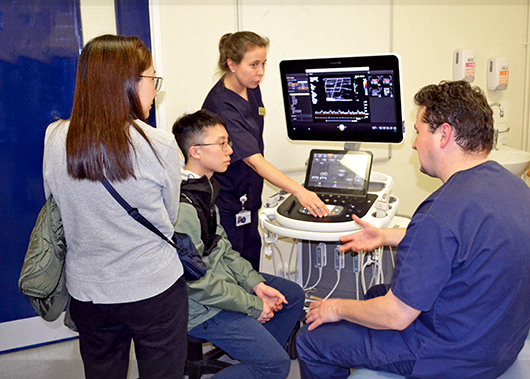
[258, 107, 266, 117]
[236, 194, 251, 227]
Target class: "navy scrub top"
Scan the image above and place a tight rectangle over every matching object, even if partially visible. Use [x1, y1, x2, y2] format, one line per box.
[392, 161, 530, 378]
[202, 79, 265, 213]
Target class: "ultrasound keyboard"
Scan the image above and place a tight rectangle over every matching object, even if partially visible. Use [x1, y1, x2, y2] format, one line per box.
[278, 193, 378, 223]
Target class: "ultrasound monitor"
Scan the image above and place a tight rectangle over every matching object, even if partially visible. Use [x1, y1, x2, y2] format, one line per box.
[279, 54, 403, 144]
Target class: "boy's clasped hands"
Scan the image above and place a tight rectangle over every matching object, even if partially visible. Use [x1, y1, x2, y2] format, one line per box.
[253, 282, 288, 324]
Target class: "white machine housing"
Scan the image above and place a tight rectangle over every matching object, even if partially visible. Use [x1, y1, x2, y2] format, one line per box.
[260, 172, 398, 241]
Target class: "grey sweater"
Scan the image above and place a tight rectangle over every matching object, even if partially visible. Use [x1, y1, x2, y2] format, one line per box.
[43, 119, 183, 304]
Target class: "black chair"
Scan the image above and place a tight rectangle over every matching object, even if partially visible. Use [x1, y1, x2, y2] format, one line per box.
[185, 336, 232, 379]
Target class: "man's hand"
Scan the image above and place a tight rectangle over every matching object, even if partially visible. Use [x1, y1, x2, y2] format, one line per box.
[340, 215, 407, 252]
[306, 290, 421, 331]
[339, 214, 385, 252]
[305, 299, 343, 330]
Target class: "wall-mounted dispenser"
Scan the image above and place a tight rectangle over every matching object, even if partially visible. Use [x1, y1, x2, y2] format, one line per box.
[487, 57, 509, 91]
[453, 49, 476, 82]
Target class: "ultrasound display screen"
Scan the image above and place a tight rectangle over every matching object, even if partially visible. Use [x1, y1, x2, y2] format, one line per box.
[280, 54, 403, 143]
[305, 150, 373, 197]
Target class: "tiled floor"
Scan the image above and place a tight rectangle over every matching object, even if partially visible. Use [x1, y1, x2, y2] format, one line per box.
[0, 338, 301, 379]
[0, 339, 85, 379]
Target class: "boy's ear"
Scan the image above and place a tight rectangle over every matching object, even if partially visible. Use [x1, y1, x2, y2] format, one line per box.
[188, 145, 200, 160]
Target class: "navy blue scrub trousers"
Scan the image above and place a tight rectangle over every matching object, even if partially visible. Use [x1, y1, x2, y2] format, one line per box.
[296, 284, 415, 379]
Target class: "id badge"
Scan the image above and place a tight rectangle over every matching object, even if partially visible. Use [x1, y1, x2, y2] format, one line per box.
[236, 210, 251, 227]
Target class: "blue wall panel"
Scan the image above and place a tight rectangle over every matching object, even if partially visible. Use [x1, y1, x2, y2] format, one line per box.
[115, 0, 151, 50]
[115, 0, 157, 126]
[0, 0, 153, 327]
[0, 1, 82, 323]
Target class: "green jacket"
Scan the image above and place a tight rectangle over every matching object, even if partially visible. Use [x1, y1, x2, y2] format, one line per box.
[175, 176, 265, 331]
[19, 196, 66, 300]
[19, 195, 76, 330]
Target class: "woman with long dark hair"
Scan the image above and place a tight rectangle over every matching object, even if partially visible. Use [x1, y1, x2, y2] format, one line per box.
[43, 35, 187, 379]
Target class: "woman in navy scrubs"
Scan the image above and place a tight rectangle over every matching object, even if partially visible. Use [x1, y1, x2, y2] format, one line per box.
[202, 31, 328, 270]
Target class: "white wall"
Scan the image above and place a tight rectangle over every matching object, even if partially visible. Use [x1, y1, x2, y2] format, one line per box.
[157, 0, 393, 173]
[383, 0, 530, 215]
[156, 0, 235, 116]
[79, 0, 117, 42]
[156, 0, 530, 217]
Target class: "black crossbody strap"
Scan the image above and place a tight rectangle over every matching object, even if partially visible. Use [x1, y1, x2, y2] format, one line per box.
[101, 178, 179, 250]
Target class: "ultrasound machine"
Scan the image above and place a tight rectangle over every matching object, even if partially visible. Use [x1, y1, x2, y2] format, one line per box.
[259, 54, 408, 300]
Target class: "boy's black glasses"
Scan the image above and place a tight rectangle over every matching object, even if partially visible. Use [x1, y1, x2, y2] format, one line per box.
[194, 140, 233, 151]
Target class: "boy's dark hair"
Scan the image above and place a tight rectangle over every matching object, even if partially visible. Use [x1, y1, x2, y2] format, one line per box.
[172, 110, 227, 163]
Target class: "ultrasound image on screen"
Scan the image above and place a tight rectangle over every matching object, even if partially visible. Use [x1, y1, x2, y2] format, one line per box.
[309, 74, 370, 123]
[280, 54, 403, 143]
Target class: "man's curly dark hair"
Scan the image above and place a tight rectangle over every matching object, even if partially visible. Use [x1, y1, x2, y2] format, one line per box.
[414, 81, 494, 153]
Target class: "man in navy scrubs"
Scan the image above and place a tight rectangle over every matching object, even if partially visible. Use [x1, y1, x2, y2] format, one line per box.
[296, 81, 530, 379]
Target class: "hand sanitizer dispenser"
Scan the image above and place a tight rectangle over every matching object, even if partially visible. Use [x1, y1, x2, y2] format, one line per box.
[487, 57, 509, 91]
[453, 49, 475, 82]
